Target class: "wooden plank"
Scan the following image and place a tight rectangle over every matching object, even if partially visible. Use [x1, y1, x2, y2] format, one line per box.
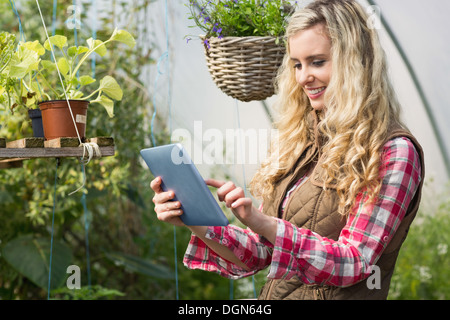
[44, 137, 115, 148]
[87, 136, 115, 147]
[6, 138, 44, 148]
[0, 136, 114, 161]
[0, 138, 5, 148]
[0, 145, 114, 159]
[44, 137, 80, 148]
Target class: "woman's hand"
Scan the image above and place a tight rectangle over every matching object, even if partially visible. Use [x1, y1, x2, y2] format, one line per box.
[150, 176, 185, 227]
[206, 179, 277, 243]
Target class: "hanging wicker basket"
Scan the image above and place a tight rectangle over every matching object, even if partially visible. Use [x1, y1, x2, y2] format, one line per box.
[202, 36, 286, 102]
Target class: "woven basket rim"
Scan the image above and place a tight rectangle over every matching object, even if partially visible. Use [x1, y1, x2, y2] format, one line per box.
[201, 35, 285, 45]
[201, 35, 283, 40]
[201, 35, 286, 102]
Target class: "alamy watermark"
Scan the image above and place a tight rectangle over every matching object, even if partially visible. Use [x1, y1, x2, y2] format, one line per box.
[66, 265, 81, 290]
[367, 5, 382, 30]
[65, 4, 82, 30]
[170, 121, 279, 167]
[366, 265, 381, 290]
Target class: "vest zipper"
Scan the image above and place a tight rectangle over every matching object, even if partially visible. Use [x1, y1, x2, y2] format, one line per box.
[266, 279, 276, 300]
[315, 288, 325, 300]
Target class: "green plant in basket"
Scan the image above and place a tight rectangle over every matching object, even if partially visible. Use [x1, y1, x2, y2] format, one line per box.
[186, 0, 297, 45]
[0, 28, 135, 117]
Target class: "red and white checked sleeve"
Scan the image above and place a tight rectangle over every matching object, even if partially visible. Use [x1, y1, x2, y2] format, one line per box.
[183, 224, 272, 279]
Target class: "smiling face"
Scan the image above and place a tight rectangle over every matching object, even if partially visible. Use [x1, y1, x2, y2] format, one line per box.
[289, 23, 332, 111]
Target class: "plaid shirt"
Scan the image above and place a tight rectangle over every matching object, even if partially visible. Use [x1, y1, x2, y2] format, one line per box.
[183, 137, 422, 287]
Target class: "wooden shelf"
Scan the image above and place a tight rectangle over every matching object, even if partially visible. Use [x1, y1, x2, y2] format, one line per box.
[0, 137, 115, 162]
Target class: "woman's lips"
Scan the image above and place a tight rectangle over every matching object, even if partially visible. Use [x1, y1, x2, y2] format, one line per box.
[306, 86, 326, 99]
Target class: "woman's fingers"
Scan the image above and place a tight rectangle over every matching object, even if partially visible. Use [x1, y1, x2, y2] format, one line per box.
[223, 185, 245, 208]
[153, 195, 185, 227]
[153, 189, 175, 204]
[150, 176, 163, 193]
[230, 197, 252, 209]
[217, 181, 239, 202]
[150, 176, 185, 227]
[155, 206, 183, 220]
[205, 178, 226, 189]
[150, 177, 175, 204]
[208, 180, 256, 227]
[206, 179, 233, 202]
[154, 200, 181, 214]
[155, 209, 185, 227]
[206, 179, 247, 206]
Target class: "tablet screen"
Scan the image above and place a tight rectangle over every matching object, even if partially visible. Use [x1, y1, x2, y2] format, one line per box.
[140, 144, 229, 226]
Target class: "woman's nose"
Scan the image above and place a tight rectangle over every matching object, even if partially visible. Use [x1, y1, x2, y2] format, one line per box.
[296, 68, 314, 87]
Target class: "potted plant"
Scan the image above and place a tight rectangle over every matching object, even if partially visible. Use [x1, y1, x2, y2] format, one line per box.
[186, 0, 297, 102]
[0, 28, 135, 140]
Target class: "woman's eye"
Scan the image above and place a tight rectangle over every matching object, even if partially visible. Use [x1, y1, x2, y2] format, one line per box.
[293, 63, 302, 70]
[313, 60, 325, 67]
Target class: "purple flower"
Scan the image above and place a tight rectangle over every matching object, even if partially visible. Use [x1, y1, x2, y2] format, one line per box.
[204, 39, 211, 49]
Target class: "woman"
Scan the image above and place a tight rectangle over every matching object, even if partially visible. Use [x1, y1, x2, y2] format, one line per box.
[151, 0, 424, 300]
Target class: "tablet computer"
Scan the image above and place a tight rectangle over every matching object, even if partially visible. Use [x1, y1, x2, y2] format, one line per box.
[140, 143, 229, 226]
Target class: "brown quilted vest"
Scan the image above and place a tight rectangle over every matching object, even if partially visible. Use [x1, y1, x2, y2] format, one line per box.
[258, 119, 425, 300]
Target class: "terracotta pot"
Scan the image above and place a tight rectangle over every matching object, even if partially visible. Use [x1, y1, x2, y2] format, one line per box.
[28, 108, 45, 138]
[39, 100, 89, 140]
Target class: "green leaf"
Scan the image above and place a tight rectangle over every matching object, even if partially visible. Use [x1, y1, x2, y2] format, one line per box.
[99, 75, 123, 100]
[8, 47, 40, 78]
[105, 251, 174, 279]
[2, 235, 73, 291]
[67, 46, 89, 58]
[22, 40, 45, 56]
[110, 29, 136, 48]
[40, 60, 57, 74]
[79, 75, 95, 86]
[92, 94, 114, 117]
[57, 57, 70, 76]
[44, 35, 68, 51]
[86, 38, 107, 57]
[68, 90, 84, 99]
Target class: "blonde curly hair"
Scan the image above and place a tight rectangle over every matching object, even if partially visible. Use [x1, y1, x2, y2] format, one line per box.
[249, 0, 405, 216]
